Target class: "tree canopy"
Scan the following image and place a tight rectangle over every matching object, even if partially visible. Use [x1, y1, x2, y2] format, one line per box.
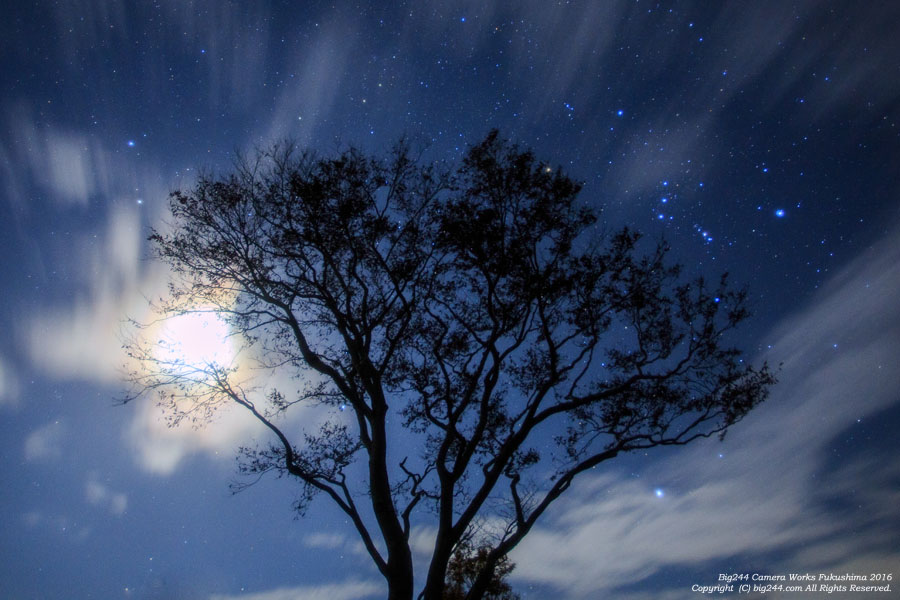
[125, 130, 774, 600]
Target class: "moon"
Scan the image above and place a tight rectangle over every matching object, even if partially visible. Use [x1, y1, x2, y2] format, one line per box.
[155, 311, 235, 371]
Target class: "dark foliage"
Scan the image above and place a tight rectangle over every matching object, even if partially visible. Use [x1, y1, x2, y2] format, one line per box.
[444, 537, 519, 600]
[124, 130, 774, 600]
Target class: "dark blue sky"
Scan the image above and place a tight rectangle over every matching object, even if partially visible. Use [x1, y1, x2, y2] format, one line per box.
[2, 2, 899, 599]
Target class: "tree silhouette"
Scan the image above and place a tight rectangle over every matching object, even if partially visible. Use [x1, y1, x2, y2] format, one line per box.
[124, 130, 774, 600]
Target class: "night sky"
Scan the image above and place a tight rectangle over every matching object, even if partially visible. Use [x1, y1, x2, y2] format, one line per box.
[2, 2, 899, 599]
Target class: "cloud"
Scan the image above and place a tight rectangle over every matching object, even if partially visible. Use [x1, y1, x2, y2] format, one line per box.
[2, 109, 264, 474]
[23, 203, 162, 383]
[4, 102, 177, 388]
[124, 323, 342, 475]
[303, 532, 347, 550]
[85, 473, 128, 516]
[42, 0, 272, 113]
[510, 220, 900, 598]
[260, 19, 358, 146]
[20, 510, 92, 542]
[0, 354, 20, 408]
[207, 580, 381, 600]
[126, 395, 267, 476]
[2, 103, 121, 207]
[24, 420, 66, 462]
[3, 117, 266, 474]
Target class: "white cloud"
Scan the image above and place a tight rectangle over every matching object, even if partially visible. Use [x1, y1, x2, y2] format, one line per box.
[3, 110, 260, 474]
[126, 394, 266, 476]
[24, 203, 158, 383]
[207, 580, 381, 600]
[3, 106, 328, 475]
[510, 221, 900, 598]
[85, 473, 129, 516]
[303, 532, 347, 550]
[261, 21, 357, 147]
[24, 420, 66, 462]
[0, 355, 20, 408]
[3, 103, 124, 207]
[19, 510, 92, 542]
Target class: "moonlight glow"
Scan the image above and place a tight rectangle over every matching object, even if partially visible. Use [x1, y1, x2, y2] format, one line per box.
[154, 311, 235, 371]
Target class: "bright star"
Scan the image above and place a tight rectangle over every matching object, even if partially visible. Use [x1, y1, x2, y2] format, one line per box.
[775, 209, 785, 218]
[127, 140, 135, 147]
[655, 488, 664, 498]
[616, 109, 624, 116]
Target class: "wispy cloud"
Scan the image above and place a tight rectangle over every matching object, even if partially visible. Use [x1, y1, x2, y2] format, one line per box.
[24, 420, 66, 462]
[510, 220, 900, 597]
[208, 580, 381, 600]
[260, 19, 358, 147]
[2, 103, 123, 207]
[303, 532, 347, 550]
[125, 395, 266, 476]
[3, 108, 269, 474]
[85, 473, 128, 516]
[23, 202, 159, 383]
[21, 510, 93, 543]
[0, 354, 20, 408]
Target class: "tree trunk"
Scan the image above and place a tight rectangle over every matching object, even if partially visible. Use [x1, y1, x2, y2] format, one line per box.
[420, 539, 451, 600]
[386, 565, 415, 600]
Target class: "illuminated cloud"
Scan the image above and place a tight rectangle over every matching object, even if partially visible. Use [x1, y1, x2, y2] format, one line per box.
[126, 395, 266, 476]
[4, 114, 266, 475]
[125, 335, 335, 475]
[510, 221, 900, 597]
[24, 203, 158, 383]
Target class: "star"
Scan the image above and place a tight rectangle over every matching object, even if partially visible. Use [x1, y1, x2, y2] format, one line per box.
[654, 488, 665, 498]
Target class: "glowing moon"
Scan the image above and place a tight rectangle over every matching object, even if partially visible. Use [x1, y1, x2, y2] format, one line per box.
[155, 311, 235, 370]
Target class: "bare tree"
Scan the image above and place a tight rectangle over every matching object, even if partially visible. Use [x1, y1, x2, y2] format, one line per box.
[124, 130, 774, 600]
